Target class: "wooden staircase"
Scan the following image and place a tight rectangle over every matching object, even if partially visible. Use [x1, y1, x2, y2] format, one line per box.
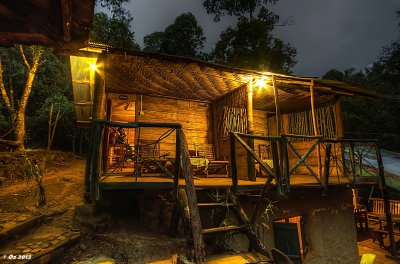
[177, 187, 272, 263]
[175, 129, 274, 263]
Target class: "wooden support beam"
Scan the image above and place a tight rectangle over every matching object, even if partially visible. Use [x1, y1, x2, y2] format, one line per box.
[230, 132, 238, 194]
[272, 76, 282, 135]
[334, 97, 344, 138]
[247, 80, 256, 181]
[92, 57, 105, 120]
[61, 0, 72, 42]
[376, 145, 397, 257]
[178, 129, 205, 263]
[310, 80, 322, 179]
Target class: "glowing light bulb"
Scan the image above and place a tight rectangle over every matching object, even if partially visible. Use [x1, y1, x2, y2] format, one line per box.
[90, 63, 97, 71]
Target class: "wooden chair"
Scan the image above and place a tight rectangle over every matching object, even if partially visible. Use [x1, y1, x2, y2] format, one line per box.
[137, 140, 169, 175]
[192, 144, 229, 178]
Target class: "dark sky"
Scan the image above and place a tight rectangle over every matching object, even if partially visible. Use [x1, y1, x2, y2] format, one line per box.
[126, 0, 399, 77]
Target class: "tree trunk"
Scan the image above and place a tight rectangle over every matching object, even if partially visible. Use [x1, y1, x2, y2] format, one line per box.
[13, 48, 41, 151]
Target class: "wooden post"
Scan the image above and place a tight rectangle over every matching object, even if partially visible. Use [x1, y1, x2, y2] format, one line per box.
[92, 56, 105, 120]
[376, 144, 397, 257]
[178, 130, 205, 263]
[272, 76, 281, 135]
[230, 132, 238, 194]
[173, 128, 181, 198]
[247, 80, 256, 181]
[310, 80, 322, 180]
[334, 97, 344, 138]
[323, 143, 332, 192]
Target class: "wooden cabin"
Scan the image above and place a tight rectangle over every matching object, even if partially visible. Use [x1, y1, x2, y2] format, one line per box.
[70, 48, 391, 263]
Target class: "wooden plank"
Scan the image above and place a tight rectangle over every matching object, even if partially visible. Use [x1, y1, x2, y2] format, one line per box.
[202, 225, 245, 234]
[178, 129, 205, 263]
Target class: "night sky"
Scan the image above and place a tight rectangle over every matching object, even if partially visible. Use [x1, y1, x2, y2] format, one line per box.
[124, 0, 399, 77]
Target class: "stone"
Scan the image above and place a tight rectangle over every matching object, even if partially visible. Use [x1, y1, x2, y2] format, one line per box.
[74, 203, 96, 218]
[16, 215, 29, 222]
[22, 248, 32, 254]
[58, 235, 67, 241]
[31, 248, 41, 254]
[3, 221, 17, 229]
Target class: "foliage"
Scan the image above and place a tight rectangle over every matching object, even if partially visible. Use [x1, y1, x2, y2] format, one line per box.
[211, 9, 296, 72]
[30, 95, 77, 150]
[143, 13, 206, 58]
[203, 0, 278, 22]
[90, 12, 140, 50]
[0, 46, 79, 151]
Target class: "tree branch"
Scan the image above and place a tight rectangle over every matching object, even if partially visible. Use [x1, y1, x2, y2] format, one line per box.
[0, 58, 14, 114]
[17, 45, 31, 69]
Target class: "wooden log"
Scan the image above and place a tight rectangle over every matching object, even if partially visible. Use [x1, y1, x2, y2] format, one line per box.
[376, 145, 397, 257]
[272, 76, 282, 135]
[178, 130, 205, 263]
[232, 203, 270, 258]
[323, 143, 332, 192]
[310, 80, 322, 180]
[230, 132, 238, 194]
[0, 139, 22, 147]
[334, 97, 344, 138]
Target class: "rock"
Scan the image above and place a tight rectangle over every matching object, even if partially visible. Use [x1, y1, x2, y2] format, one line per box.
[75, 255, 116, 264]
[31, 248, 41, 254]
[3, 221, 17, 229]
[22, 248, 32, 254]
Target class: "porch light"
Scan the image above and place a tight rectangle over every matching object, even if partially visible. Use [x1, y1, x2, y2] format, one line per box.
[255, 76, 270, 90]
[90, 63, 97, 71]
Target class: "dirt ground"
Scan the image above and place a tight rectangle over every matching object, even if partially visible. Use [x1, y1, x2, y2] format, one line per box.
[0, 153, 183, 264]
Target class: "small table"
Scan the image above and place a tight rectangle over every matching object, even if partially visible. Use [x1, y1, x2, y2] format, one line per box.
[190, 157, 209, 176]
[354, 208, 369, 231]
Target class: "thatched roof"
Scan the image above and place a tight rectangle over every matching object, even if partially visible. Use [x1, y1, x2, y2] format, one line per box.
[100, 48, 387, 113]
[0, 0, 94, 49]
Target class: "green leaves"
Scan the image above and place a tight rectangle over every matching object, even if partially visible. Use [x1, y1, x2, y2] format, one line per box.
[90, 12, 140, 50]
[143, 13, 206, 58]
[211, 15, 296, 73]
[203, 0, 278, 22]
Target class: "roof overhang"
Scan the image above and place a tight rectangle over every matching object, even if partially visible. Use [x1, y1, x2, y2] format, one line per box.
[0, 0, 95, 50]
[78, 47, 390, 113]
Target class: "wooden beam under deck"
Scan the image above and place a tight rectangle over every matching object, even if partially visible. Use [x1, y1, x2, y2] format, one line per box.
[98, 173, 371, 191]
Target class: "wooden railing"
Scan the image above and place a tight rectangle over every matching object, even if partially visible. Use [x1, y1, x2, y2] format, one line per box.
[85, 120, 182, 201]
[228, 132, 385, 191]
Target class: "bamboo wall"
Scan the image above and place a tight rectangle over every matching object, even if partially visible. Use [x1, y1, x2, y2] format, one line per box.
[134, 95, 210, 156]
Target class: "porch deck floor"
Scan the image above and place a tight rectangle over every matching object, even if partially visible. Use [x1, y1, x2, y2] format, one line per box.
[99, 172, 351, 190]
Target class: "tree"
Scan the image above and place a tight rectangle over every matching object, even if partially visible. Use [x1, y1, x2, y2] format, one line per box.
[90, 12, 140, 50]
[203, 0, 278, 22]
[143, 13, 206, 58]
[0, 45, 43, 150]
[211, 7, 296, 72]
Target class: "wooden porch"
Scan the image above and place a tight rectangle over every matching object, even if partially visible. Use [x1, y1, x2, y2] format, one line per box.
[99, 173, 350, 190]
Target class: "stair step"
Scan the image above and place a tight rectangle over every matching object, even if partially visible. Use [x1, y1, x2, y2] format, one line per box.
[202, 225, 246, 234]
[197, 203, 234, 208]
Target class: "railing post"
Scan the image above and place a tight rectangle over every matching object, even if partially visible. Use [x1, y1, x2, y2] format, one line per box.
[323, 143, 332, 192]
[280, 136, 290, 192]
[349, 142, 356, 183]
[230, 132, 238, 194]
[173, 128, 181, 199]
[247, 132, 256, 182]
[271, 141, 282, 194]
[90, 120, 102, 200]
[376, 142, 397, 257]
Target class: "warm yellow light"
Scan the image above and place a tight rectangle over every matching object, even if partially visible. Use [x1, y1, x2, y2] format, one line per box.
[255, 76, 270, 90]
[90, 63, 97, 71]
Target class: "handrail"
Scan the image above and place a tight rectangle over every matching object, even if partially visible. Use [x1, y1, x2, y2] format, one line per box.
[177, 129, 206, 263]
[230, 132, 276, 180]
[93, 119, 182, 129]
